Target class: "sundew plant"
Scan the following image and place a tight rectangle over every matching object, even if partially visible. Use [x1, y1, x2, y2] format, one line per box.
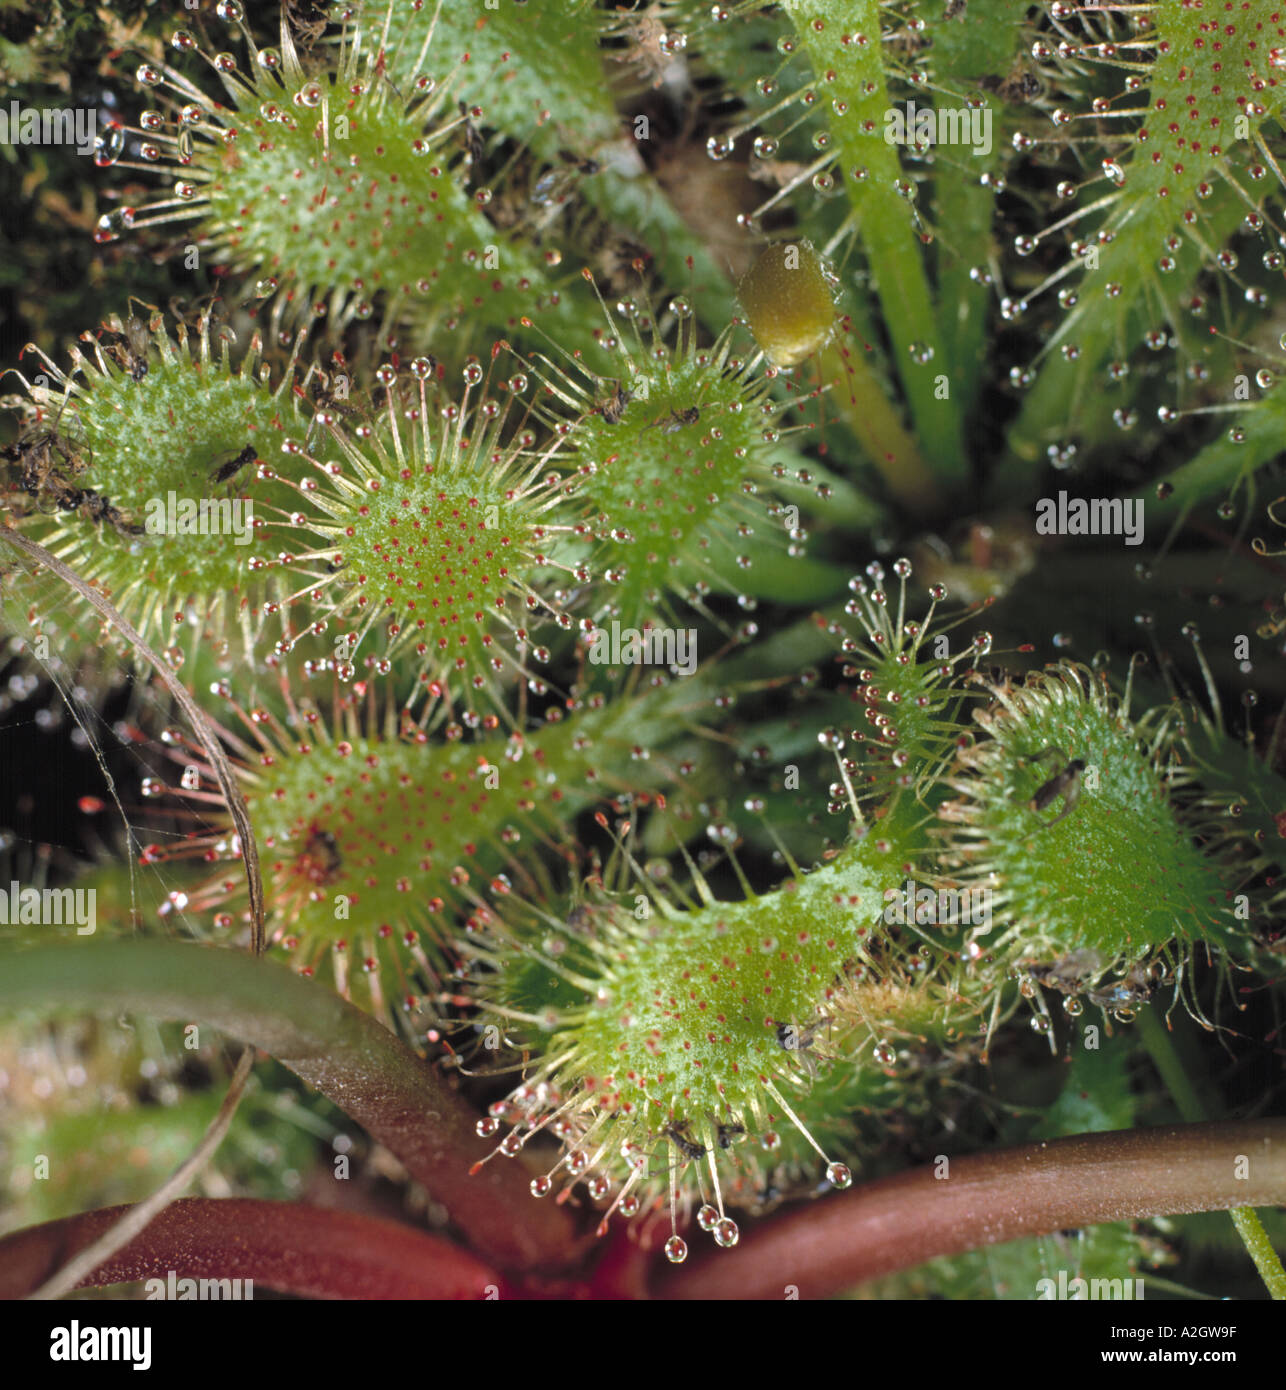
[0, 0, 1284, 1307]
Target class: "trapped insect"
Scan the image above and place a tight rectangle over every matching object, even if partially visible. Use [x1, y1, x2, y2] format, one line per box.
[297, 828, 344, 885]
[980, 56, 1042, 104]
[209, 445, 256, 487]
[532, 152, 601, 209]
[97, 308, 153, 383]
[78, 489, 144, 536]
[593, 379, 633, 425]
[1086, 961, 1158, 1015]
[640, 405, 699, 438]
[664, 1121, 708, 1163]
[306, 367, 362, 417]
[0, 408, 138, 535]
[1023, 746, 1087, 826]
[1027, 950, 1104, 997]
[458, 101, 485, 168]
[2, 413, 89, 501]
[716, 1122, 746, 1150]
[776, 1016, 833, 1053]
[777, 1016, 833, 1078]
[301, 366, 363, 445]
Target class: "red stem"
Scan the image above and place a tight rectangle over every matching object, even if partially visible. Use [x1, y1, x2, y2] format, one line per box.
[0, 941, 578, 1271]
[661, 1120, 1286, 1300]
[0, 1199, 503, 1301]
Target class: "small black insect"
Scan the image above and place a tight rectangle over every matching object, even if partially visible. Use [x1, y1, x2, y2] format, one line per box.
[299, 827, 344, 884]
[100, 312, 152, 382]
[284, 0, 330, 49]
[307, 367, 362, 418]
[0, 410, 131, 536]
[716, 1122, 746, 1151]
[302, 367, 364, 445]
[776, 1017, 832, 1053]
[945, 0, 967, 17]
[80, 489, 144, 537]
[593, 379, 633, 425]
[209, 444, 256, 487]
[664, 1121, 708, 1163]
[3, 416, 88, 499]
[1023, 745, 1087, 826]
[777, 1016, 832, 1078]
[640, 405, 699, 438]
[458, 100, 485, 167]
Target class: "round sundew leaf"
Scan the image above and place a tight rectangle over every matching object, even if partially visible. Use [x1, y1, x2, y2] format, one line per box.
[2, 313, 316, 648]
[463, 823, 988, 1259]
[936, 664, 1242, 979]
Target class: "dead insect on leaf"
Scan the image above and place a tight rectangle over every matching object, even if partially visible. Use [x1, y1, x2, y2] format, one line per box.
[1023, 745, 1087, 826]
[716, 1121, 746, 1150]
[640, 405, 698, 438]
[284, 0, 330, 49]
[209, 444, 256, 487]
[298, 826, 344, 885]
[98, 308, 153, 382]
[2, 416, 90, 500]
[458, 100, 485, 168]
[592, 379, 633, 425]
[980, 58, 1042, 104]
[664, 1120, 708, 1163]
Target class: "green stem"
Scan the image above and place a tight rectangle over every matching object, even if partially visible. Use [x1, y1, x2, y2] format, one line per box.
[783, 0, 966, 490]
[819, 327, 940, 516]
[1229, 1209, 1286, 1302]
[1136, 1006, 1286, 1299]
[1135, 1005, 1208, 1125]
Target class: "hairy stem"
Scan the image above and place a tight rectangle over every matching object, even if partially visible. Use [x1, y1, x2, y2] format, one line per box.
[27, 1047, 256, 1300]
[1229, 1209, 1286, 1302]
[661, 1120, 1286, 1299]
[0, 941, 577, 1271]
[819, 327, 939, 515]
[1137, 1007, 1286, 1300]
[0, 1199, 500, 1300]
[783, 0, 967, 487]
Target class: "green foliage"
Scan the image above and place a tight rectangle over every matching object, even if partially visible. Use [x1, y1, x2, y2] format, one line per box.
[0, 0, 1283, 1299]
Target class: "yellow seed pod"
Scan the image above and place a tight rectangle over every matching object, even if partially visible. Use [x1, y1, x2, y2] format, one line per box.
[738, 239, 836, 367]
